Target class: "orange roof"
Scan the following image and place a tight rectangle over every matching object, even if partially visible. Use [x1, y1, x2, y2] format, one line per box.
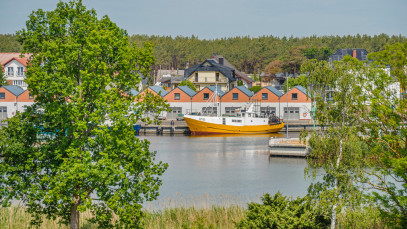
[0, 53, 31, 66]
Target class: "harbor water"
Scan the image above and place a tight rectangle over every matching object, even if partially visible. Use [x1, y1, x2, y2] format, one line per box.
[141, 133, 315, 209]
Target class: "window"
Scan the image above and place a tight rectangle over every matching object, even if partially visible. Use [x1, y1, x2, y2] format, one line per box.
[292, 93, 298, 100]
[196, 85, 200, 91]
[174, 93, 180, 100]
[232, 93, 239, 100]
[7, 67, 14, 76]
[13, 80, 28, 87]
[195, 73, 198, 82]
[260, 107, 276, 115]
[225, 107, 240, 116]
[262, 93, 268, 100]
[216, 73, 219, 81]
[203, 93, 209, 100]
[0, 93, 5, 99]
[17, 67, 24, 76]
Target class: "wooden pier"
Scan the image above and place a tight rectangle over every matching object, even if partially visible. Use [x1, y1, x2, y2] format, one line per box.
[268, 138, 310, 158]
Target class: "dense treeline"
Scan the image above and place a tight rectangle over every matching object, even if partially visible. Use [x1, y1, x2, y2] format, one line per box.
[1, 33, 406, 74]
[0, 34, 22, 52]
[129, 34, 406, 74]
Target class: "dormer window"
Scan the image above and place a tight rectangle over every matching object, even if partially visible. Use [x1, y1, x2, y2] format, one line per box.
[216, 73, 219, 82]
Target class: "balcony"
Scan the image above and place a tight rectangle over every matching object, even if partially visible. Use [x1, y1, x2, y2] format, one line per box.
[7, 72, 14, 76]
[17, 72, 25, 77]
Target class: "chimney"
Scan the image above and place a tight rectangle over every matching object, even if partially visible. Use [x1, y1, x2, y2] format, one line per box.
[352, 50, 357, 59]
[219, 58, 224, 65]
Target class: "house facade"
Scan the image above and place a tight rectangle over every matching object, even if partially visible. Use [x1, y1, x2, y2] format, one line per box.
[221, 86, 254, 116]
[163, 86, 196, 119]
[184, 59, 237, 92]
[0, 85, 34, 119]
[279, 86, 311, 120]
[1, 53, 30, 90]
[191, 86, 225, 115]
[251, 86, 283, 117]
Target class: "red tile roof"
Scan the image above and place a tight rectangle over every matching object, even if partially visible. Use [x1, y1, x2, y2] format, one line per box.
[0, 53, 31, 66]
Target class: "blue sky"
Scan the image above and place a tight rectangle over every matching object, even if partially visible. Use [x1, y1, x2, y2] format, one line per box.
[1, 0, 406, 39]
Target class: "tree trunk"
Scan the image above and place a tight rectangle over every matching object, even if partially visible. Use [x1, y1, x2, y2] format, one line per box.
[70, 199, 80, 229]
[331, 137, 343, 229]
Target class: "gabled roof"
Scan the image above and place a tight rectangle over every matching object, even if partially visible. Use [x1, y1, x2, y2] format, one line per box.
[129, 89, 139, 96]
[0, 53, 31, 66]
[329, 49, 368, 63]
[293, 85, 309, 96]
[210, 54, 253, 83]
[206, 86, 225, 97]
[148, 86, 168, 96]
[235, 86, 254, 97]
[3, 57, 28, 67]
[2, 85, 25, 97]
[264, 86, 283, 97]
[177, 86, 197, 97]
[184, 59, 237, 82]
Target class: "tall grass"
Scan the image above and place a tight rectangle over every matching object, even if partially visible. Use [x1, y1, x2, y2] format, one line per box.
[0, 196, 387, 229]
[0, 206, 246, 229]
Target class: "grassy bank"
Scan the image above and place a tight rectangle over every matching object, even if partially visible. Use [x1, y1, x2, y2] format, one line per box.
[1, 205, 388, 229]
[0, 206, 246, 229]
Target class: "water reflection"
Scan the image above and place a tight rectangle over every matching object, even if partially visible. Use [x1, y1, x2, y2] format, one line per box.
[141, 134, 313, 209]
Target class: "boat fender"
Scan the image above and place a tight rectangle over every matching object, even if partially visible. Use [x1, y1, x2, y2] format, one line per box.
[303, 112, 307, 117]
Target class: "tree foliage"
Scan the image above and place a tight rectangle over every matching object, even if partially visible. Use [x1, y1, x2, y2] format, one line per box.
[0, 63, 7, 87]
[301, 56, 368, 228]
[236, 192, 330, 229]
[283, 74, 308, 92]
[249, 86, 262, 93]
[302, 42, 407, 228]
[178, 80, 196, 91]
[358, 42, 407, 228]
[1, 33, 406, 76]
[0, 1, 168, 228]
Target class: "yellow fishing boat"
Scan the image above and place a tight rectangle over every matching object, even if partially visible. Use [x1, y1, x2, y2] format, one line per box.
[184, 104, 284, 135]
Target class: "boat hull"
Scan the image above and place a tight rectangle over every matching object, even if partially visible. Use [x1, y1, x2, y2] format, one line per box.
[184, 116, 285, 135]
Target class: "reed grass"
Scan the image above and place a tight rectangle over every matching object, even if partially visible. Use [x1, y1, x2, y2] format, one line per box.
[0, 195, 387, 229]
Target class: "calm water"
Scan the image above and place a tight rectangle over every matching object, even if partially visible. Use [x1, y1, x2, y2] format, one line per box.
[141, 133, 314, 209]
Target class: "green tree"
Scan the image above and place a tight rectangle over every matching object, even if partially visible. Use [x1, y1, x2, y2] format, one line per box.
[281, 47, 306, 77]
[178, 80, 196, 91]
[0, 1, 168, 228]
[283, 74, 308, 92]
[0, 63, 7, 86]
[236, 192, 330, 229]
[301, 57, 367, 228]
[359, 42, 407, 228]
[302, 47, 334, 61]
[249, 85, 261, 93]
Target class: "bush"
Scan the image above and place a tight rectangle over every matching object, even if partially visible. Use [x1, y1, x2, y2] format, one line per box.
[236, 192, 330, 229]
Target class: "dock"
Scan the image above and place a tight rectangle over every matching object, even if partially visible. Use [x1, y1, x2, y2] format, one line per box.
[268, 138, 310, 158]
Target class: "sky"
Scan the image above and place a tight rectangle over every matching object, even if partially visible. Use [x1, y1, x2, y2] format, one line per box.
[1, 0, 406, 39]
